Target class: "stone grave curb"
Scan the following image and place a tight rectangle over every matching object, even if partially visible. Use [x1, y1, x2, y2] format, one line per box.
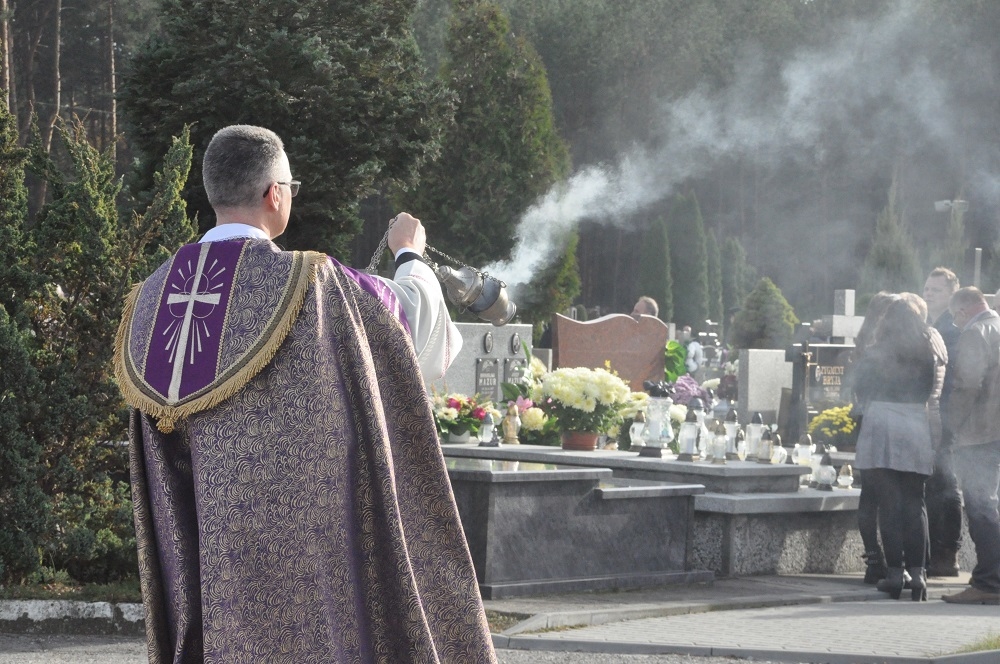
[495, 636, 1000, 664]
[496, 587, 886, 636]
[0, 600, 144, 636]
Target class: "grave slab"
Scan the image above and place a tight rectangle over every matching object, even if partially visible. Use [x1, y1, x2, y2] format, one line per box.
[442, 444, 808, 494]
[445, 457, 711, 598]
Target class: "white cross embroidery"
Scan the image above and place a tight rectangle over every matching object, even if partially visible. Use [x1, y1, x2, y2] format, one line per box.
[163, 243, 223, 401]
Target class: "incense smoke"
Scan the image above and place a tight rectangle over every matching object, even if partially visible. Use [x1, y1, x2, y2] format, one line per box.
[486, 2, 998, 300]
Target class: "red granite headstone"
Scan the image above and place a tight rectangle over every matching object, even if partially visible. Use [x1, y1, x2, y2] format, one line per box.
[551, 313, 669, 389]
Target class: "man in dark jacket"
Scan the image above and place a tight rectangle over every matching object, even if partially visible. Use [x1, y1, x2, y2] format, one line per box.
[922, 267, 963, 576]
[942, 287, 1000, 605]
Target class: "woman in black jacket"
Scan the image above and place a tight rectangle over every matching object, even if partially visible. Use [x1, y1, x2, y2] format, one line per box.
[853, 297, 947, 600]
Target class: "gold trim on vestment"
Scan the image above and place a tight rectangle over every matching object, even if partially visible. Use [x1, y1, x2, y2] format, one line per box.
[114, 250, 327, 432]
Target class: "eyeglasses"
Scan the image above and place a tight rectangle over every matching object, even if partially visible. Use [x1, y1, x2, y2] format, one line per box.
[265, 180, 301, 198]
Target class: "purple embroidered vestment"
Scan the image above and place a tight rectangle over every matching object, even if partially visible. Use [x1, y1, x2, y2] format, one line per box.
[115, 239, 495, 663]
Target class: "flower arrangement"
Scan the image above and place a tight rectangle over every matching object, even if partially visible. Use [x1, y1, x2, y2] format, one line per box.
[536, 367, 633, 434]
[431, 392, 499, 438]
[807, 404, 859, 450]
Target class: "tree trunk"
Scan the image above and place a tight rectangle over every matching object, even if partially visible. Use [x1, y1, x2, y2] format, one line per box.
[1, 0, 10, 110]
[107, 0, 117, 156]
[41, 0, 61, 155]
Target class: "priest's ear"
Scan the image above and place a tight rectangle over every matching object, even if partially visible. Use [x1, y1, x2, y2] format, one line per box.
[263, 182, 282, 211]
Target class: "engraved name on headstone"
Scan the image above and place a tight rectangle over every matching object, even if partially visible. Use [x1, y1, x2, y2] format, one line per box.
[476, 358, 500, 401]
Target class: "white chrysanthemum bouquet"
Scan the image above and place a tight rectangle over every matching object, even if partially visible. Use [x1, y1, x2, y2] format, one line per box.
[537, 367, 633, 434]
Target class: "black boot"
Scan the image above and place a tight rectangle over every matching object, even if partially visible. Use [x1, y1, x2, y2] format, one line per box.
[876, 568, 910, 594]
[927, 548, 960, 577]
[907, 567, 927, 601]
[863, 550, 886, 585]
[880, 567, 905, 600]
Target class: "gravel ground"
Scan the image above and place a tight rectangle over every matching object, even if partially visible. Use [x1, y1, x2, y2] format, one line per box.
[0, 634, 797, 664]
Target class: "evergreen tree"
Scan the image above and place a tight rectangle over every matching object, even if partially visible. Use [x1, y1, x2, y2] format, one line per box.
[635, 215, 673, 322]
[860, 175, 921, 297]
[706, 228, 723, 325]
[0, 117, 196, 584]
[730, 277, 799, 350]
[402, 0, 570, 269]
[120, 0, 452, 258]
[721, 235, 756, 325]
[668, 192, 709, 331]
[0, 98, 48, 583]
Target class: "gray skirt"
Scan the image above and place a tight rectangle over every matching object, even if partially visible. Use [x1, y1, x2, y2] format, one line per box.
[854, 400, 934, 476]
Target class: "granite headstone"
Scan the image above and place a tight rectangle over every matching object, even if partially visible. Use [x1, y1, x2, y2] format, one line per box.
[551, 312, 669, 389]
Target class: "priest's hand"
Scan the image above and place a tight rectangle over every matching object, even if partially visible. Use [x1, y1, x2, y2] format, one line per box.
[388, 212, 426, 256]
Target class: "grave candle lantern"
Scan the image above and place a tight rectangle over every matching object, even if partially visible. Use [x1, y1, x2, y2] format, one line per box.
[724, 407, 741, 460]
[757, 427, 774, 464]
[677, 408, 701, 461]
[710, 421, 728, 465]
[478, 412, 499, 447]
[837, 463, 855, 488]
[746, 412, 764, 461]
[814, 453, 837, 491]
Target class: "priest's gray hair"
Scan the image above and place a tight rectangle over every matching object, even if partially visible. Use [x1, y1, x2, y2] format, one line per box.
[203, 125, 286, 209]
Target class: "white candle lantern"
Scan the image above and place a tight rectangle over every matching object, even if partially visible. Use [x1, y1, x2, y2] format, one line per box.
[724, 407, 741, 460]
[746, 412, 764, 461]
[677, 408, 700, 461]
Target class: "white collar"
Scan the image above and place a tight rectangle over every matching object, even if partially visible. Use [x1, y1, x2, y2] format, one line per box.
[199, 223, 270, 243]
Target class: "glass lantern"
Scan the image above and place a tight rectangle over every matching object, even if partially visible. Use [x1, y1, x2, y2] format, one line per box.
[710, 421, 728, 465]
[837, 463, 855, 489]
[808, 441, 827, 489]
[814, 452, 837, 491]
[677, 407, 701, 461]
[478, 412, 499, 447]
[630, 410, 647, 452]
[757, 427, 774, 464]
[724, 407, 741, 460]
[746, 412, 764, 461]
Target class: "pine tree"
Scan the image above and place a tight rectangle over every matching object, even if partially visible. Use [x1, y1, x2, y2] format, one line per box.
[120, 0, 452, 258]
[635, 215, 673, 322]
[730, 277, 799, 350]
[0, 117, 196, 584]
[402, 0, 570, 269]
[721, 236, 755, 315]
[668, 192, 709, 331]
[860, 175, 921, 297]
[0, 98, 49, 583]
[706, 228, 723, 325]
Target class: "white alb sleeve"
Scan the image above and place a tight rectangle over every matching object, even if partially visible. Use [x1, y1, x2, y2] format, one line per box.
[376, 259, 463, 380]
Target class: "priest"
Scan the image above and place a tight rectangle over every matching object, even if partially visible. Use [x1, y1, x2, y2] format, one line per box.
[114, 125, 495, 663]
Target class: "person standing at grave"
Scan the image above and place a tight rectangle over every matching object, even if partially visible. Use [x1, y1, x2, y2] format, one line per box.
[941, 287, 1000, 605]
[853, 297, 946, 601]
[922, 267, 964, 577]
[631, 295, 659, 319]
[113, 125, 495, 662]
[843, 291, 898, 585]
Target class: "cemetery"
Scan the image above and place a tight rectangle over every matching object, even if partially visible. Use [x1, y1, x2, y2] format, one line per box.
[430, 290, 976, 598]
